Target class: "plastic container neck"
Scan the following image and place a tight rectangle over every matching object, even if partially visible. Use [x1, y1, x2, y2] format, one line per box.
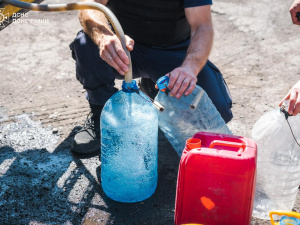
[186, 138, 202, 151]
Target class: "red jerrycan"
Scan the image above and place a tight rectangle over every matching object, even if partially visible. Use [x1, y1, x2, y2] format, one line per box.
[174, 132, 257, 225]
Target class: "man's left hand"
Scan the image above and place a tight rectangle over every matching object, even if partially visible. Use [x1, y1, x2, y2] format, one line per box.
[166, 66, 197, 99]
[290, 0, 300, 25]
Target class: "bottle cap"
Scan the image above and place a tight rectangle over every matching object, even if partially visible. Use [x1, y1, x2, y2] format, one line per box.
[122, 80, 139, 93]
[186, 138, 202, 150]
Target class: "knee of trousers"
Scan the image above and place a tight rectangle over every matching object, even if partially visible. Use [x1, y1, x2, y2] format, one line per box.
[197, 60, 233, 123]
[69, 31, 118, 91]
[70, 31, 119, 105]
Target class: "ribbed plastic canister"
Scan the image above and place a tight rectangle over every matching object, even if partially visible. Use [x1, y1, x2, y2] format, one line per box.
[100, 81, 158, 202]
[154, 76, 232, 156]
[252, 108, 300, 220]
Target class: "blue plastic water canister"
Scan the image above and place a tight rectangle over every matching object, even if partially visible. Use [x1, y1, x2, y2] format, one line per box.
[100, 80, 158, 203]
[154, 76, 232, 156]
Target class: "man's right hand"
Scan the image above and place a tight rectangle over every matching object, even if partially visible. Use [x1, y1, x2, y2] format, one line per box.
[99, 34, 134, 75]
[279, 80, 300, 116]
[290, 0, 300, 25]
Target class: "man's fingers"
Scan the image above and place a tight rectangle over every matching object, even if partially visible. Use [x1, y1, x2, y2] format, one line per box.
[291, 11, 300, 25]
[167, 72, 179, 92]
[288, 90, 298, 115]
[115, 46, 130, 65]
[105, 53, 126, 75]
[104, 38, 129, 75]
[290, 4, 300, 25]
[175, 78, 191, 98]
[184, 80, 197, 96]
[112, 39, 130, 66]
[108, 46, 129, 74]
[294, 95, 300, 116]
[290, 8, 297, 24]
[279, 93, 290, 107]
[125, 35, 134, 51]
[99, 35, 131, 75]
[170, 75, 185, 98]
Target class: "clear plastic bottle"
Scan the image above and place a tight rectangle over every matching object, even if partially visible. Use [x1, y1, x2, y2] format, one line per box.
[154, 76, 232, 156]
[100, 80, 158, 203]
[252, 106, 300, 220]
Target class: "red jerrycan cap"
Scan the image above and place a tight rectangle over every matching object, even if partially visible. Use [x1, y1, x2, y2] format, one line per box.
[186, 138, 201, 150]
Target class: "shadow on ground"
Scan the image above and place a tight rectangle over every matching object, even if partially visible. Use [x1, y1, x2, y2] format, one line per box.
[0, 123, 180, 224]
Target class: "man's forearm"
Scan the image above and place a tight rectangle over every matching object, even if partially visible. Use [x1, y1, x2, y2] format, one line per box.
[182, 25, 214, 76]
[78, 0, 133, 76]
[79, 0, 113, 46]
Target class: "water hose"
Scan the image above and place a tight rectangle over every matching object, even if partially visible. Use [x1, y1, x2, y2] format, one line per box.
[2, 0, 133, 83]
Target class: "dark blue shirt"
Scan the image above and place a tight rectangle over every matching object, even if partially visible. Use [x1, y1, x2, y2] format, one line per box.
[184, 0, 213, 8]
[109, 0, 213, 47]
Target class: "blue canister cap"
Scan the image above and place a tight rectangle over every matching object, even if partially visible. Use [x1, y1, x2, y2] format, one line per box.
[122, 80, 139, 92]
[156, 76, 170, 93]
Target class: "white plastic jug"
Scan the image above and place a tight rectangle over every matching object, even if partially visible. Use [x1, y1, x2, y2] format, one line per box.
[252, 103, 300, 220]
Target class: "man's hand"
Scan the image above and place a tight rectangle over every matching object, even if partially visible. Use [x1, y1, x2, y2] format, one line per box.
[158, 5, 213, 98]
[279, 80, 300, 116]
[290, 0, 300, 25]
[167, 67, 197, 98]
[99, 34, 134, 75]
[79, 0, 134, 75]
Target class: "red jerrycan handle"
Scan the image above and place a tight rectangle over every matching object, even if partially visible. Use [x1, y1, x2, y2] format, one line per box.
[209, 140, 246, 150]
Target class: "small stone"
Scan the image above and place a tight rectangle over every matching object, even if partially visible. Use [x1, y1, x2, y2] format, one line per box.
[52, 128, 58, 134]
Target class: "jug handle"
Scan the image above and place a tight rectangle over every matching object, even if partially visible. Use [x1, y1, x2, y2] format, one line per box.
[209, 140, 245, 150]
[270, 211, 300, 225]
